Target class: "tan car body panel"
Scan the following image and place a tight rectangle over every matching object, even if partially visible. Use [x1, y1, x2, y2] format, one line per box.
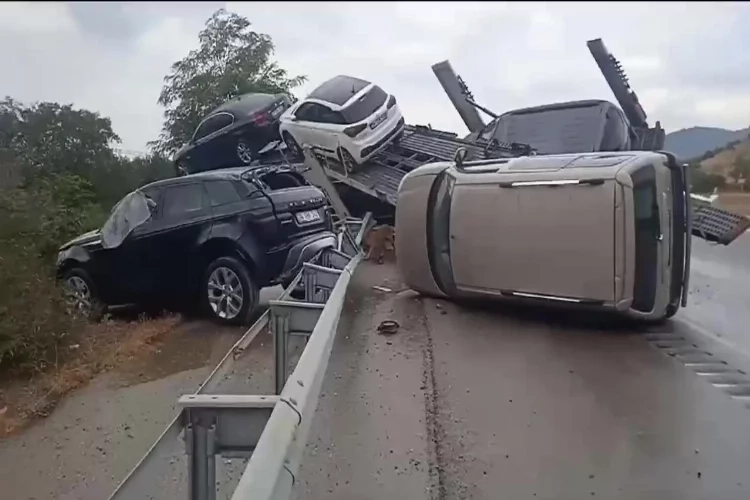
[395, 152, 681, 320]
[394, 164, 449, 298]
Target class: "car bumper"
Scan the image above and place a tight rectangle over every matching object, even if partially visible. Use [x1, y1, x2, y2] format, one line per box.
[360, 117, 406, 161]
[278, 231, 337, 283]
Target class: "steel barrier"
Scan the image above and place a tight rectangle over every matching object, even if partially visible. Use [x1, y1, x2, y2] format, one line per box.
[108, 213, 373, 500]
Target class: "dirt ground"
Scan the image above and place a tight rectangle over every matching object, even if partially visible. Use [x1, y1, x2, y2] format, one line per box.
[717, 192, 750, 215]
[0, 313, 245, 439]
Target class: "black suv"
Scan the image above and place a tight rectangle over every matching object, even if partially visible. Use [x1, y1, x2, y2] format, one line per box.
[173, 93, 292, 176]
[56, 166, 335, 325]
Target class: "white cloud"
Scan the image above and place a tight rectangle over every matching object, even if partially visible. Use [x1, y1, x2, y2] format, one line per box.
[1, 1, 748, 153]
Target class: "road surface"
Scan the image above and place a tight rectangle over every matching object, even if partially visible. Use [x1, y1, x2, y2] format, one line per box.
[294, 236, 750, 500]
[1, 235, 749, 500]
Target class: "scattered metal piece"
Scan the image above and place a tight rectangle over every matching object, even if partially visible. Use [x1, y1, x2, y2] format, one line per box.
[372, 285, 392, 293]
[377, 320, 400, 335]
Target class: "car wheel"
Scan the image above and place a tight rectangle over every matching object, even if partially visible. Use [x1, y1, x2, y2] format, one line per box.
[175, 161, 189, 177]
[338, 147, 357, 174]
[236, 139, 255, 165]
[282, 132, 303, 159]
[203, 256, 259, 325]
[62, 268, 106, 322]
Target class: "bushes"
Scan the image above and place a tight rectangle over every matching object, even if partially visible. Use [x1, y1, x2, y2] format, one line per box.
[690, 165, 727, 194]
[0, 176, 104, 373]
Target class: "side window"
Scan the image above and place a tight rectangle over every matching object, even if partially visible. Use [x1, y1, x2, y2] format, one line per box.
[295, 103, 315, 121]
[193, 113, 234, 141]
[162, 184, 208, 219]
[318, 107, 345, 125]
[296, 103, 335, 123]
[204, 180, 242, 207]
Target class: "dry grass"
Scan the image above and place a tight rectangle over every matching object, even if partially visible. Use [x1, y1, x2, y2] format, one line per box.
[0, 314, 182, 438]
[717, 193, 750, 216]
[701, 139, 750, 178]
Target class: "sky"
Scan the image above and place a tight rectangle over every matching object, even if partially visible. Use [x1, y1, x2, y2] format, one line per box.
[1, 1, 749, 154]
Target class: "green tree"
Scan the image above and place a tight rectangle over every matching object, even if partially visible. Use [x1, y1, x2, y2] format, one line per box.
[690, 164, 726, 194]
[0, 97, 121, 182]
[149, 8, 307, 157]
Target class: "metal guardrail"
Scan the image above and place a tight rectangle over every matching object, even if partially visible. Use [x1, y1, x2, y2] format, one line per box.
[108, 213, 374, 500]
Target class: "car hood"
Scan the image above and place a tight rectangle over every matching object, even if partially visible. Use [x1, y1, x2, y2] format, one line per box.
[59, 229, 102, 251]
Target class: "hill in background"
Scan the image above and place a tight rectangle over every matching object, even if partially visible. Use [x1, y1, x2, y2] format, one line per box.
[664, 126, 750, 161]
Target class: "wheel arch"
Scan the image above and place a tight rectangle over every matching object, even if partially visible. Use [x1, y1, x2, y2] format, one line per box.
[57, 257, 86, 281]
[196, 237, 260, 283]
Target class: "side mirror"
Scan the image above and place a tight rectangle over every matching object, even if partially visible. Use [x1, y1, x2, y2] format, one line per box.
[146, 198, 157, 214]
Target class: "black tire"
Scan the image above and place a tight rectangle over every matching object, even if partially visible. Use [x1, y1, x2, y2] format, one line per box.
[236, 139, 254, 165]
[664, 303, 679, 319]
[282, 131, 303, 159]
[338, 147, 357, 174]
[202, 256, 259, 326]
[62, 268, 107, 322]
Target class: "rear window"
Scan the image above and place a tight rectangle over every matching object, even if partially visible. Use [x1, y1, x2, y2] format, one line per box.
[340, 86, 388, 124]
[308, 75, 371, 105]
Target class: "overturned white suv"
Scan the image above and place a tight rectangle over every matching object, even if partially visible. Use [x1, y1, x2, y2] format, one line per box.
[279, 75, 405, 173]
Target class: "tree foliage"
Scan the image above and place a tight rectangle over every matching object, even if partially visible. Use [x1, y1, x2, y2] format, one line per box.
[0, 98, 173, 373]
[149, 9, 307, 156]
[1, 97, 121, 181]
[689, 163, 726, 194]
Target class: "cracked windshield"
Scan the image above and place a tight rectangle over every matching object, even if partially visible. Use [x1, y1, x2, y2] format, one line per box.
[1, 2, 750, 499]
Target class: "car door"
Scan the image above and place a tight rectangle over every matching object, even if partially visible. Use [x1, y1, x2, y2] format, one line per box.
[139, 182, 213, 299]
[190, 113, 236, 170]
[291, 103, 340, 157]
[103, 187, 163, 302]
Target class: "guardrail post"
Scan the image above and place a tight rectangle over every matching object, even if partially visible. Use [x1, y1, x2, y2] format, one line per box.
[185, 418, 215, 500]
[273, 312, 290, 395]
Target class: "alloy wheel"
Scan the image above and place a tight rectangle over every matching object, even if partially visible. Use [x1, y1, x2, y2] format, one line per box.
[64, 276, 92, 317]
[237, 140, 254, 164]
[340, 148, 356, 174]
[283, 133, 303, 158]
[207, 266, 244, 320]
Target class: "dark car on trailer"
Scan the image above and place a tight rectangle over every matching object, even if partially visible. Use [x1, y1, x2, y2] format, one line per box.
[173, 93, 292, 176]
[57, 166, 334, 325]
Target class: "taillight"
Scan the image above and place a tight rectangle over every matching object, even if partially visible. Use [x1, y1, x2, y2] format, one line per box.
[343, 123, 367, 138]
[387, 95, 397, 109]
[251, 112, 270, 126]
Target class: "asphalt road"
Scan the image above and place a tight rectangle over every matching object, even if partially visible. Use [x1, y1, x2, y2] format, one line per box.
[1, 235, 749, 500]
[294, 237, 750, 500]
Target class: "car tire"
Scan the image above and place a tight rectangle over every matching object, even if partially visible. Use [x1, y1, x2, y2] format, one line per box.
[237, 139, 254, 165]
[62, 268, 107, 322]
[282, 132, 303, 159]
[664, 303, 679, 319]
[338, 147, 358, 174]
[202, 256, 259, 326]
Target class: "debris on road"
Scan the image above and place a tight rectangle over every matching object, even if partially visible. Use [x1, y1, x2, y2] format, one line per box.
[376, 320, 400, 335]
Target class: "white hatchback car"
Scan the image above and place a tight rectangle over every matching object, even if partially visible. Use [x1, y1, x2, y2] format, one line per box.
[279, 75, 405, 172]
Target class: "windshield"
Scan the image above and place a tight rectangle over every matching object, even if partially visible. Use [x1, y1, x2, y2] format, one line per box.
[100, 190, 153, 249]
